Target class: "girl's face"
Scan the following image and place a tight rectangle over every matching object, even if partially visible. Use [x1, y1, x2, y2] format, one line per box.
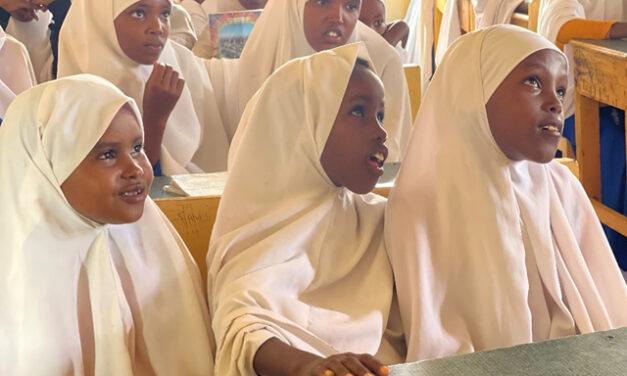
[320, 63, 388, 194]
[486, 49, 568, 163]
[359, 0, 386, 36]
[61, 105, 154, 225]
[114, 0, 171, 65]
[238, 0, 268, 9]
[303, 0, 362, 52]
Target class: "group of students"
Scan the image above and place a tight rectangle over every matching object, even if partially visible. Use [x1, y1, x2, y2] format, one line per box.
[1, 0, 627, 375]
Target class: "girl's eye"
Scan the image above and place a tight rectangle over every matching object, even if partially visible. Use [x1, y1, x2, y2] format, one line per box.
[131, 9, 145, 19]
[377, 112, 384, 123]
[374, 20, 384, 27]
[351, 106, 364, 117]
[132, 143, 143, 154]
[556, 88, 566, 100]
[345, 2, 359, 11]
[315, 0, 328, 6]
[98, 150, 116, 160]
[523, 76, 540, 89]
[161, 10, 171, 18]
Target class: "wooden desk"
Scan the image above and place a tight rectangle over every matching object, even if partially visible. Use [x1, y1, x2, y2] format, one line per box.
[151, 164, 400, 280]
[391, 327, 627, 375]
[571, 39, 627, 237]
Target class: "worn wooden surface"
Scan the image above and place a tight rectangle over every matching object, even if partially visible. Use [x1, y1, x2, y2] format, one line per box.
[572, 39, 627, 237]
[527, 0, 541, 32]
[387, 0, 411, 22]
[404, 64, 421, 121]
[391, 327, 627, 375]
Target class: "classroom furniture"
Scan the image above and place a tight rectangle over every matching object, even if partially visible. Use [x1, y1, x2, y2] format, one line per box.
[390, 327, 627, 375]
[152, 164, 400, 281]
[571, 38, 627, 237]
[404, 64, 421, 121]
[434, 0, 475, 51]
[527, 0, 541, 32]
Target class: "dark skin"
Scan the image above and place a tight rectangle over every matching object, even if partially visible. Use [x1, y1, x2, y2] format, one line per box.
[114, 0, 185, 166]
[61, 105, 154, 225]
[253, 65, 389, 376]
[303, 0, 362, 52]
[359, 0, 409, 48]
[486, 49, 568, 163]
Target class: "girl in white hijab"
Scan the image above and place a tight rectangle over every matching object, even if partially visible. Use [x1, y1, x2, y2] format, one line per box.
[0, 74, 214, 375]
[58, 0, 230, 175]
[208, 43, 402, 376]
[0, 26, 36, 117]
[539, 0, 627, 270]
[237, 0, 412, 163]
[386, 25, 627, 362]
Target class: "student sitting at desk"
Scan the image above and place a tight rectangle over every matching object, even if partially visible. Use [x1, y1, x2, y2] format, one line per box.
[58, 0, 230, 176]
[237, 0, 412, 164]
[359, 0, 410, 63]
[539, 0, 627, 272]
[386, 25, 627, 362]
[208, 44, 403, 376]
[0, 74, 214, 375]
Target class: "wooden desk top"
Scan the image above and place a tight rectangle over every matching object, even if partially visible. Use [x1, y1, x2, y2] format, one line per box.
[391, 327, 627, 375]
[571, 39, 627, 57]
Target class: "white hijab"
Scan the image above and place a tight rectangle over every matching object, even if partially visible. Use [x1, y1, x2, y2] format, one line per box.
[0, 28, 36, 117]
[208, 44, 397, 375]
[0, 74, 215, 375]
[473, 0, 523, 29]
[385, 25, 627, 362]
[5, 10, 53, 83]
[538, 0, 624, 118]
[238, 0, 411, 163]
[58, 0, 230, 175]
[404, 0, 434, 93]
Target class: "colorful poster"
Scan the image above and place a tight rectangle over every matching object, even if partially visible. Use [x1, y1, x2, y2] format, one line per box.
[209, 10, 262, 59]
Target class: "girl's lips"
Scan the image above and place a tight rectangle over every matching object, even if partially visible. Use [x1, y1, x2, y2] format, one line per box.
[118, 186, 147, 204]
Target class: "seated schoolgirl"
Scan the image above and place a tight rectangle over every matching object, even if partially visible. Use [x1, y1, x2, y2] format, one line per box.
[0, 74, 214, 374]
[237, 0, 412, 163]
[539, 0, 627, 273]
[385, 25, 627, 362]
[208, 44, 403, 376]
[359, 0, 410, 63]
[0, 26, 36, 117]
[58, 0, 230, 175]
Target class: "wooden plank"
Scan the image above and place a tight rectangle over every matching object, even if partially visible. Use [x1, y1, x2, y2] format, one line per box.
[592, 200, 627, 237]
[510, 13, 529, 29]
[572, 41, 627, 108]
[555, 157, 579, 179]
[575, 94, 601, 201]
[458, 0, 475, 33]
[403, 64, 421, 121]
[527, 0, 541, 32]
[386, 0, 411, 22]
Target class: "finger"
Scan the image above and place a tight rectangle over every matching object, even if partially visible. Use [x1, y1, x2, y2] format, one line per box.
[175, 78, 185, 96]
[311, 367, 334, 376]
[161, 64, 174, 84]
[357, 355, 388, 376]
[342, 357, 372, 376]
[167, 70, 179, 89]
[149, 62, 166, 82]
[326, 359, 352, 376]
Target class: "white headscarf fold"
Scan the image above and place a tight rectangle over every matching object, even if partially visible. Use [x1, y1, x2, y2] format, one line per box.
[208, 44, 397, 375]
[59, 0, 230, 174]
[473, 0, 522, 29]
[0, 74, 215, 375]
[404, 0, 434, 93]
[538, 0, 624, 118]
[0, 28, 36, 117]
[237, 0, 411, 162]
[385, 25, 627, 362]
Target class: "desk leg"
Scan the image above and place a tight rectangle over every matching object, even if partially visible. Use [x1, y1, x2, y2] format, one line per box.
[575, 94, 601, 201]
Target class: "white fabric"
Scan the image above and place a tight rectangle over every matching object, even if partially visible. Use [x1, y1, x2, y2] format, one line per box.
[208, 44, 397, 375]
[6, 10, 53, 82]
[474, 0, 522, 29]
[238, 0, 411, 163]
[0, 28, 36, 117]
[58, 0, 230, 175]
[538, 0, 624, 118]
[385, 25, 627, 362]
[170, 3, 199, 49]
[0, 74, 215, 375]
[404, 0, 435, 95]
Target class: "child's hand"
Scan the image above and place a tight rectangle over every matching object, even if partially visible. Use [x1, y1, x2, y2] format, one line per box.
[143, 62, 185, 121]
[293, 352, 390, 376]
[383, 21, 410, 48]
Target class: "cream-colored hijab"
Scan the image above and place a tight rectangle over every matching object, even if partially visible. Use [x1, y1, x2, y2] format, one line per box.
[0, 74, 215, 375]
[208, 44, 397, 375]
[386, 25, 627, 362]
[58, 0, 230, 174]
[538, 0, 624, 118]
[238, 0, 411, 162]
[0, 28, 36, 117]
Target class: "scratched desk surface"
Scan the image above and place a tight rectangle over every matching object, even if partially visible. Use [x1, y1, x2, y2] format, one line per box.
[571, 38, 627, 55]
[390, 327, 627, 375]
[149, 162, 401, 199]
